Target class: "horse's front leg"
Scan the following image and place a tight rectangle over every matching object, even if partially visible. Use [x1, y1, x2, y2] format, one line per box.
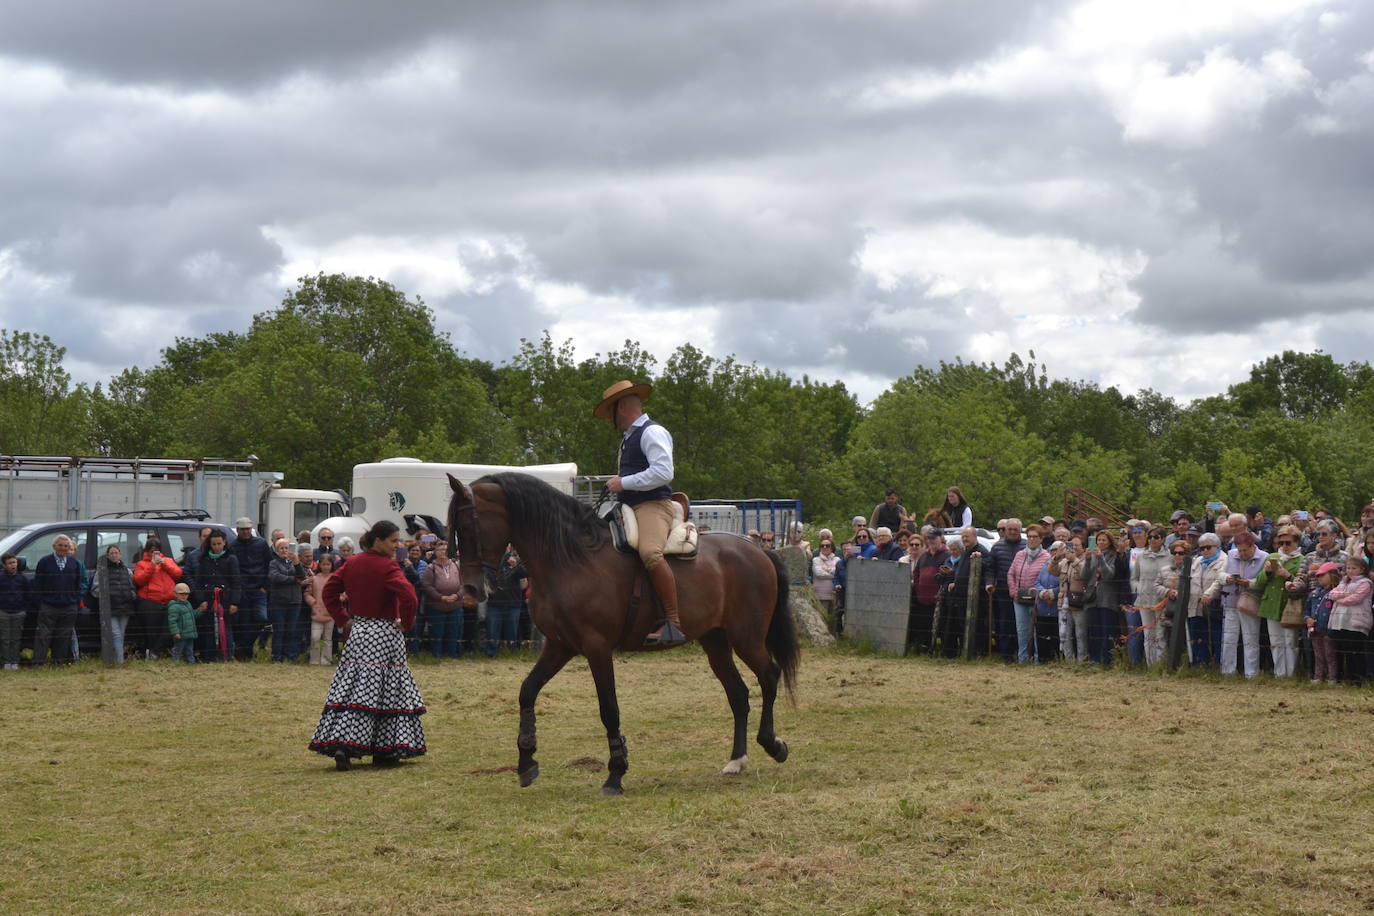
[517, 640, 574, 787]
[586, 650, 628, 795]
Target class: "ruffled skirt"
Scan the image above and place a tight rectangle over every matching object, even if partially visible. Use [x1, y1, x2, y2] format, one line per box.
[308, 617, 426, 759]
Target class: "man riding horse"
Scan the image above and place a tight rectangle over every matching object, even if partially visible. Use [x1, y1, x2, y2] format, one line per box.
[596, 379, 686, 647]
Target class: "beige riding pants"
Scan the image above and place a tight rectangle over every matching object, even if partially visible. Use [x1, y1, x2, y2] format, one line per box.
[631, 499, 676, 570]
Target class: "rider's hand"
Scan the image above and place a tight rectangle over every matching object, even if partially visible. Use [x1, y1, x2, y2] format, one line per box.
[607, 476, 624, 493]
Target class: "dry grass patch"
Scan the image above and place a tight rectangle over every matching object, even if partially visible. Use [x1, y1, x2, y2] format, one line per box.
[1, 650, 1373, 914]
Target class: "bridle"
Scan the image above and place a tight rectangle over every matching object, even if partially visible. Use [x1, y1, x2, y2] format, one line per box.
[451, 484, 502, 594]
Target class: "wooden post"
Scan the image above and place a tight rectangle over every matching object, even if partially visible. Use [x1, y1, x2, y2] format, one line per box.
[1166, 558, 1192, 671]
[962, 553, 982, 661]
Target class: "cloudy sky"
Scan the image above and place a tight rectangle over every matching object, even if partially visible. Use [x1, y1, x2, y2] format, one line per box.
[2, 0, 1371, 404]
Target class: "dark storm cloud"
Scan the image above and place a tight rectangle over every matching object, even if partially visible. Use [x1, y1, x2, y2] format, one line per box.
[1, 0, 1371, 402]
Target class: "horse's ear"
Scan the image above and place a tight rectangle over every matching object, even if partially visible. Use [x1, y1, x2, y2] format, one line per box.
[447, 473, 462, 492]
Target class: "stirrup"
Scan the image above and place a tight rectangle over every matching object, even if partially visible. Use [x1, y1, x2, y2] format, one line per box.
[645, 620, 686, 647]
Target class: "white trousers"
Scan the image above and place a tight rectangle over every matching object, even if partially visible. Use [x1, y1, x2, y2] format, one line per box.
[1140, 607, 1165, 666]
[1060, 608, 1089, 661]
[1221, 608, 1260, 677]
[1266, 617, 1296, 678]
[309, 620, 334, 665]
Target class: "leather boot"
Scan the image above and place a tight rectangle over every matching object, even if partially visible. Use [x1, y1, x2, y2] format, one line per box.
[645, 561, 686, 647]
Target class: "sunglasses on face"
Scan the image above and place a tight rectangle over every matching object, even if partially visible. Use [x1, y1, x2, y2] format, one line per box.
[1172, 550, 1188, 556]
[1201, 545, 1217, 551]
[1276, 539, 1294, 546]
[856, 535, 868, 540]
[1148, 533, 1164, 540]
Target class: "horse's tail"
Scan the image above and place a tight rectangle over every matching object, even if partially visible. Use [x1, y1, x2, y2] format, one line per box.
[765, 550, 800, 702]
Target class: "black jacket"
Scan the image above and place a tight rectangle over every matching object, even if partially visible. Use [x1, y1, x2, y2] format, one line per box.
[230, 535, 273, 590]
[986, 538, 1026, 596]
[945, 544, 990, 613]
[194, 552, 242, 609]
[1084, 551, 1129, 610]
[872, 541, 905, 562]
[0, 570, 30, 612]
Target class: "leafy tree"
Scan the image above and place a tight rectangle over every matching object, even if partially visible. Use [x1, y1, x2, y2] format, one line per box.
[1228, 350, 1353, 418]
[843, 376, 1056, 524]
[1214, 448, 1314, 517]
[0, 330, 92, 453]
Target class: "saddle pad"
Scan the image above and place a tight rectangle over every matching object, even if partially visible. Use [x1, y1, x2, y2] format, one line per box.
[615, 501, 698, 558]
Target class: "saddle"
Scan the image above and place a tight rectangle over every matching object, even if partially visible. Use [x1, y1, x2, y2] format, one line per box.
[609, 492, 698, 560]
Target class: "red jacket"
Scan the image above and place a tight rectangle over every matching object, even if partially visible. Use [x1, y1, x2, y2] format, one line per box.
[321, 550, 417, 631]
[133, 552, 183, 604]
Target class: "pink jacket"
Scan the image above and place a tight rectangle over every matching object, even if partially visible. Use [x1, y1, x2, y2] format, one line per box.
[1007, 548, 1050, 597]
[1327, 575, 1373, 634]
[305, 572, 334, 623]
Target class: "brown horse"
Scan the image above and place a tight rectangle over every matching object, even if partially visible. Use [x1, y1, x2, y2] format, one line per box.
[446, 472, 799, 795]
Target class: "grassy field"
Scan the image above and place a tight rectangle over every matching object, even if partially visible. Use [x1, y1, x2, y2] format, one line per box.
[2, 647, 1373, 914]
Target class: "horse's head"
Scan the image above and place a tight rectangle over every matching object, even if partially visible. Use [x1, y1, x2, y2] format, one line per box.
[447, 473, 505, 600]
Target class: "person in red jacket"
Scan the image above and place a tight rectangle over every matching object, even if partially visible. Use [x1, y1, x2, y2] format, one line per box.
[133, 536, 182, 659]
[308, 520, 426, 771]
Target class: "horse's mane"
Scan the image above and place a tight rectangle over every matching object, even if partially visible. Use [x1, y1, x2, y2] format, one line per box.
[476, 472, 608, 566]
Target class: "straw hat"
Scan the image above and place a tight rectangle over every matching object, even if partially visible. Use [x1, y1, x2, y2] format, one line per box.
[594, 380, 653, 419]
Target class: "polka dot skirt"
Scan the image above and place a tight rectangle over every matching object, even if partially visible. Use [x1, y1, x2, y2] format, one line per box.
[309, 617, 427, 760]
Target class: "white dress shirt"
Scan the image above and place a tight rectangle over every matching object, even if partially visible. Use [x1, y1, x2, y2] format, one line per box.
[620, 414, 674, 492]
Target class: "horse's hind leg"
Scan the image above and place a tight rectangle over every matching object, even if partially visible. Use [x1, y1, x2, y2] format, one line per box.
[586, 649, 629, 796]
[700, 629, 750, 775]
[517, 640, 574, 787]
[735, 641, 788, 764]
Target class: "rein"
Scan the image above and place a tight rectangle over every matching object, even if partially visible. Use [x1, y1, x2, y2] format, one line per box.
[454, 491, 502, 589]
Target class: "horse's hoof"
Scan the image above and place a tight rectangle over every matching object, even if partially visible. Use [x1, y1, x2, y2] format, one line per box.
[769, 739, 789, 763]
[519, 764, 540, 787]
[720, 755, 748, 776]
[601, 784, 624, 796]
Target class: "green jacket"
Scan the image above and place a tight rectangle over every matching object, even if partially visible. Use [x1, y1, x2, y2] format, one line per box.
[166, 599, 198, 639]
[1254, 552, 1303, 620]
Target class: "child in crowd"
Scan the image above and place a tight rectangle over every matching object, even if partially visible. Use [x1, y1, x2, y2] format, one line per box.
[167, 583, 197, 665]
[1327, 555, 1373, 686]
[305, 553, 337, 665]
[1305, 561, 1339, 683]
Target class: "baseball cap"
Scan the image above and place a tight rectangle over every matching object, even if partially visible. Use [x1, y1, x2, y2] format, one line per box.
[1313, 561, 1340, 577]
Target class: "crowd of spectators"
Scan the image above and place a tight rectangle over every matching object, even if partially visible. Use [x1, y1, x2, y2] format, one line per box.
[0, 523, 534, 669]
[799, 487, 1374, 685]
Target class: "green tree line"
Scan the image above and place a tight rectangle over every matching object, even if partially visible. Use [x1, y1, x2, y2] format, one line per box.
[6, 274, 1374, 530]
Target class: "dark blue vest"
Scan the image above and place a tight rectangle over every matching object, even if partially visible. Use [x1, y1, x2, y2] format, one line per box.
[619, 420, 673, 507]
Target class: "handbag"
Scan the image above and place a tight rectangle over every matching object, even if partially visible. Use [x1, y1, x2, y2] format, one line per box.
[1067, 589, 1085, 609]
[1280, 595, 1305, 629]
[1236, 589, 1262, 617]
[1016, 586, 1038, 604]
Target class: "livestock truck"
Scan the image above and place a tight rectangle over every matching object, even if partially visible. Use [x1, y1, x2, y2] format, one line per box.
[0, 455, 347, 538]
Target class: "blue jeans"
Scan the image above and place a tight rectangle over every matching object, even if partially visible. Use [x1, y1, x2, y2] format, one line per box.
[1012, 602, 1035, 663]
[1124, 608, 1144, 665]
[269, 603, 301, 661]
[1189, 610, 1223, 667]
[1086, 606, 1117, 666]
[109, 615, 130, 663]
[428, 608, 462, 658]
[992, 594, 1016, 661]
[171, 637, 197, 664]
[485, 603, 521, 655]
[233, 590, 268, 660]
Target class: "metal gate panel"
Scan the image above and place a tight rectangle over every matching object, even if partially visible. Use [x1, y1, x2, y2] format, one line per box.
[843, 558, 910, 654]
